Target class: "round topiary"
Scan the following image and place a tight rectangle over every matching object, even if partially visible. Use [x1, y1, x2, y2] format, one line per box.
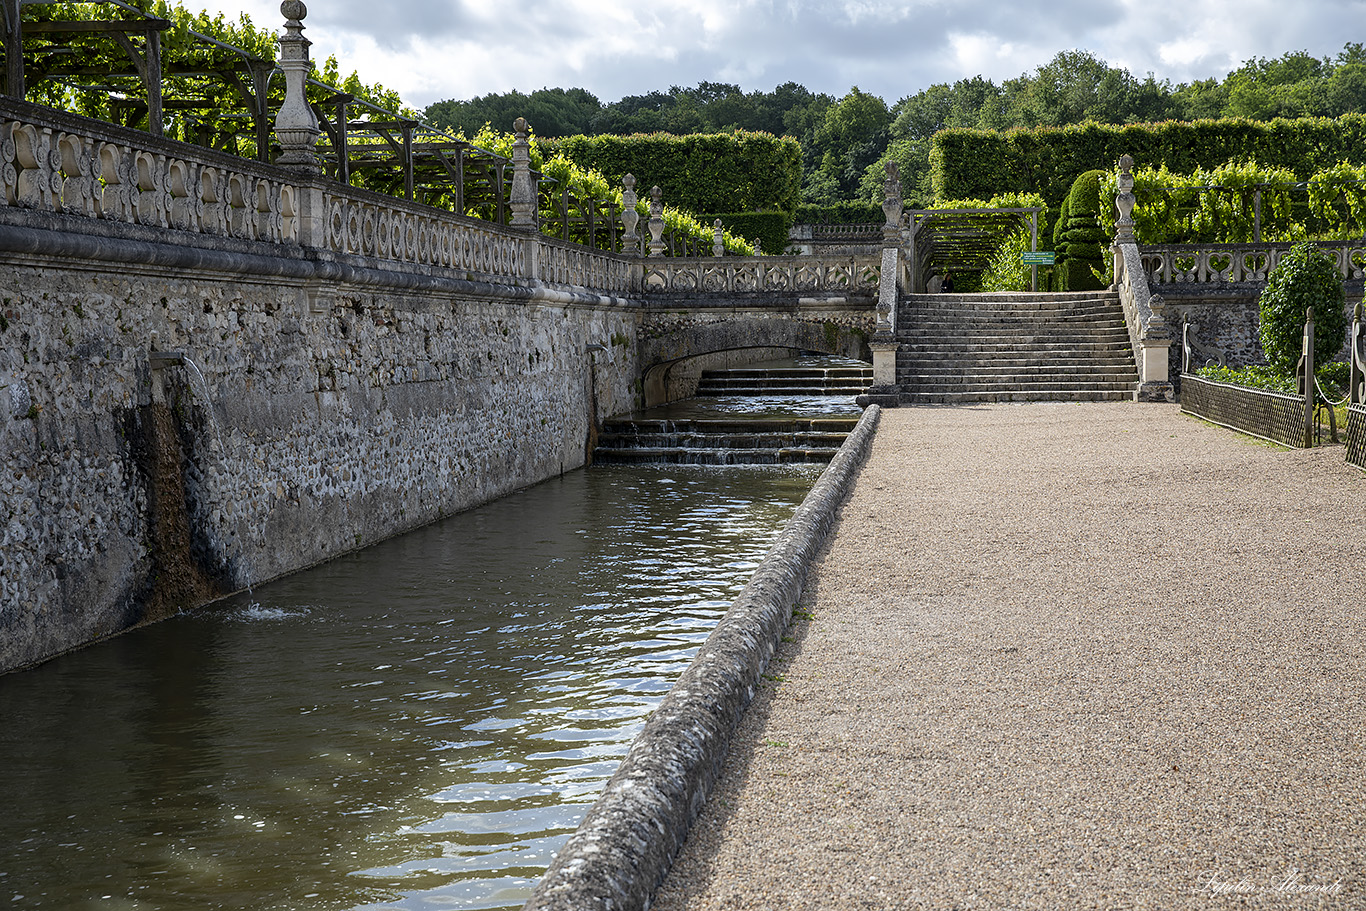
[1258, 241, 1346, 375]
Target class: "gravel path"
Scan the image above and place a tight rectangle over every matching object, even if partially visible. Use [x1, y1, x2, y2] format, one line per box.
[651, 402, 1366, 910]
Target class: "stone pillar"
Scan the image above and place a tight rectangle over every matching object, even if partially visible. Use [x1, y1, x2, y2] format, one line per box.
[1350, 302, 1364, 406]
[647, 185, 665, 257]
[272, 1, 320, 171]
[712, 219, 724, 257]
[509, 117, 537, 231]
[1112, 153, 1136, 288]
[1135, 293, 1174, 402]
[870, 162, 902, 390]
[620, 174, 639, 255]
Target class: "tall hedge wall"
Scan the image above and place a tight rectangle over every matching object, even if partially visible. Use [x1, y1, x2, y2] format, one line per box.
[544, 131, 803, 216]
[929, 115, 1366, 217]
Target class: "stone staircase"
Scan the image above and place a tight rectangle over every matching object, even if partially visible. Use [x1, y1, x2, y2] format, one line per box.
[872, 291, 1139, 405]
[695, 365, 873, 396]
[593, 417, 858, 465]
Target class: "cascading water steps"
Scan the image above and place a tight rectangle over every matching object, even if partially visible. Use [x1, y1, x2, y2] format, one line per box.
[594, 354, 871, 465]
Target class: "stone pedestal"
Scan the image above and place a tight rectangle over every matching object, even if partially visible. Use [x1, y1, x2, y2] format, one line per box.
[870, 339, 899, 387]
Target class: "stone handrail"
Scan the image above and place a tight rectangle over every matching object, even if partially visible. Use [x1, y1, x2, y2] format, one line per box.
[0, 96, 300, 245]
[808, 222, 881, 240]
[642, 254, 881, 295]
[1140, 241, 1366, 285]
[1114, 239, 1173, 400]
[0, 96, 639, 296]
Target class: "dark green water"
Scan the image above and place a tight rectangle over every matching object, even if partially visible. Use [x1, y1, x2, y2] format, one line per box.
[0, 463, 821, 911]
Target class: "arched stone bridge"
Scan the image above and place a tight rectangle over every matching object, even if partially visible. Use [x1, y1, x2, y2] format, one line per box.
[635, 257, 879, 404]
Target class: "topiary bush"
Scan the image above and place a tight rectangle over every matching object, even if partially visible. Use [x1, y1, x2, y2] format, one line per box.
[1061, 170, 1108, 291]
[1258, 241, 1346, 375]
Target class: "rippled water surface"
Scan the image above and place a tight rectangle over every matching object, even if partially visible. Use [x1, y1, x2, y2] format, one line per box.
[0, 464, 820, 911]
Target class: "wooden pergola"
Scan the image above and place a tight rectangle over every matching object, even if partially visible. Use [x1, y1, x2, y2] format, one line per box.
[908, 207, 1044, 292]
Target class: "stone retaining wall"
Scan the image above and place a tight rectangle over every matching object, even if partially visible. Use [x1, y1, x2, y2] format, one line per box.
[524, 404, 881, 911]
[0, 225, 639, 673]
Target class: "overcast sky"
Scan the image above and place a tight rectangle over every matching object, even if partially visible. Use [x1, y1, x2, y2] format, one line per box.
[210, 0, 1364, 111]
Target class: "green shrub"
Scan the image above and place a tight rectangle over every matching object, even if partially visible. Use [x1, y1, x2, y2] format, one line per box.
[544, 132, 803, 216]
[1258, 241, 1346, 374]
[710, 211, 793, 254]
[930, 115, 1366, 215]
[1061, 170, 1108, 291]
[1195, 362, 1348, 396]
[793, 202, 883, 224]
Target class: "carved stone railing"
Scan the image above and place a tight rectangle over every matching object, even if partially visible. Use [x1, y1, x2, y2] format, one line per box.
[1140, 241, 1366, 286]
[0, 96, 300, 245]
[537, 236, 635, 294]
[642, 254, 881, 295]
[1114, 240, 1172, 400]
[319, 182, 527, 280]
[809, 223, 881, 240]
[0, 96, 640, 296]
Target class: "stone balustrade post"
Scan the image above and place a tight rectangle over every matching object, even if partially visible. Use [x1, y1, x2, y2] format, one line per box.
[1350, 302, 1364, 406]
[647, 185, 665, 257]
[712, 219, 724, 257]
[1113, 153, 1136, 287]
[1135, 293, 1173, 402]
[272, 1, 320, 172]
[870, 162, 902, 388]
[620, 174, 639, 255]
[509, 117, 537, 231]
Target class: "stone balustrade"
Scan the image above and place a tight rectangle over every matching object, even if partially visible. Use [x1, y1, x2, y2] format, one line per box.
[1139, 241, 1366, 286]
[642, 254, 881, 295]
[1, 98, 299, 245]
[0, 96, 639, 296]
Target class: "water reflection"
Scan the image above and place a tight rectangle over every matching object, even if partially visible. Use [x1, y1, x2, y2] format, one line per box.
[0, 464, 818, 911]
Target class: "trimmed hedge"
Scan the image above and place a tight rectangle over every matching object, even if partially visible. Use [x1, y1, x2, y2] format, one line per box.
[929, 115, 1366, 216]
[544, 131, 803, 217]
[793, 202, 883, 224]
[710, 211, 793, 255]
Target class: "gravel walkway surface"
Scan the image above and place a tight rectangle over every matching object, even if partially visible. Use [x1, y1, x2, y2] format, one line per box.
[651, 402, 1366, 910]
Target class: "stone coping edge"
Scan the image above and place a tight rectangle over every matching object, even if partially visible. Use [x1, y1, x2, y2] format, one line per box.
[523, 404, 882, 911]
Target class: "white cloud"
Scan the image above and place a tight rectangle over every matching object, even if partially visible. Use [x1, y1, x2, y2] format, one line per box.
[199, 0, 1358, 109]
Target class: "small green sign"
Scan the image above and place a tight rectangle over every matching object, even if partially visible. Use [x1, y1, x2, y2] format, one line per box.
[1022, 251, 1055, 265]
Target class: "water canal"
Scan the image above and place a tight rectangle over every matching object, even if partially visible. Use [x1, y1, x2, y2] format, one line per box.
[1, 457, 831, 910]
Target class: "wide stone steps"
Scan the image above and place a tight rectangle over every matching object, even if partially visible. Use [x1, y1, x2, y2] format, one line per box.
[695, 366, 872, 397]
[874, 291, 1139, 405]
[594, 417, 859, 465]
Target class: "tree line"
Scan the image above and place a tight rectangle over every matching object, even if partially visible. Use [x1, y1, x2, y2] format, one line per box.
[425, 45, 1366, 210]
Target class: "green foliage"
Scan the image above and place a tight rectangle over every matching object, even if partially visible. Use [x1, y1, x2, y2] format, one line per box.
[1195, 361, 1350, 397]
[20, 0, 417, 157]
[1258, 242, 1347, 375]
[427, 88, 603, 138]
[544, 131, 802, 215]
[929, 192, 1049, 292]
[1060, 170, 1108, 291]
[857, 138, 930, 207]
[474, 125, 753, 254]
[1194, 364, 1300, 394]
[980, 227, 1035, 292]
[931, 116, 1366, 216]
[803, 87, 891, 204]
[793, 202, 883, 224]
[1098, 160, 1366, 243]
[710, 212, 792, 255]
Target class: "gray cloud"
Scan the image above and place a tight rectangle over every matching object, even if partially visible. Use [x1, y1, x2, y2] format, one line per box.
[210, 0, 1364, 108]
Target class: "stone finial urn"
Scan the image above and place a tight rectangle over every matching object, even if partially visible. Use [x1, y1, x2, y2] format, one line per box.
[273, 1, 321, 170]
